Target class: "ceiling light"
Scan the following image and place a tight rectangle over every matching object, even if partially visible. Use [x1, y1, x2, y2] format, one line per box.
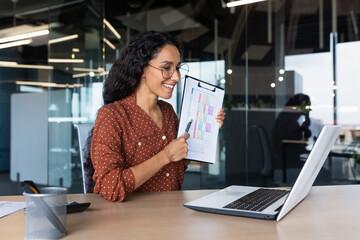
[0, 30, 49, 43]
[278, 76, 284, 81]
[73, 67, 104, 72]
[72, 71, 97, 78]
[227, 0, 266, 8]
[270, 82, 276, 88]
[72, 72, 89, 78]
[103, 19, 121, 39]
[279, 69, 285, 74]
[72, 48, 80, 52]
[48, 34, 78, 44]
[0, 61, 17, 66]
[48, 59, 84, 63]
[16, 81, 57, 87]
[0, 61, 53, 70]
[104, 38, 116, 50]
[0, 39, 32, 49]
[16, 81, 84, 88]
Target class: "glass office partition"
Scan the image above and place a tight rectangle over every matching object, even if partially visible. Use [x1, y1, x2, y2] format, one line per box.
[241, 0, 360, 186]
[47, 1, 104, 189]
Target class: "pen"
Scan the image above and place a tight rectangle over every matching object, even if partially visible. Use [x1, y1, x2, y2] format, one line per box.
[23, 181, 66, 234]
[185, 119, 193, 134]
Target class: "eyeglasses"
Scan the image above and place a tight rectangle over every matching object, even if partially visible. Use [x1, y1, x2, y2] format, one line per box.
[148, 63, 189, 80]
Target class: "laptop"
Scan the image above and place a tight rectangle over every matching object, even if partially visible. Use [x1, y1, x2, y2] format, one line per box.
[184, 125, 342, 221]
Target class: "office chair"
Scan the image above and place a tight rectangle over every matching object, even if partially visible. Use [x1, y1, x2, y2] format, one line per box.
[251, 125, 274, 178]
[74, 123, 94, 193]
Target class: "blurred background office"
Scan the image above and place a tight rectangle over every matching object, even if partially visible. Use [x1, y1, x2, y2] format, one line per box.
[1, 0, 360, 195]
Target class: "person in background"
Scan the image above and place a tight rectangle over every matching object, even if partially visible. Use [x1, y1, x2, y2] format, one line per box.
[90, 31, 225, 202]
[273, 94, 311, 169]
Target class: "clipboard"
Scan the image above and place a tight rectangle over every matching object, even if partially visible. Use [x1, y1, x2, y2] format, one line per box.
[177, 75, 225, 164]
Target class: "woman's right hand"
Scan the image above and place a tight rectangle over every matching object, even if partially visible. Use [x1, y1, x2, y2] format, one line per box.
[163, 133, 190, 163]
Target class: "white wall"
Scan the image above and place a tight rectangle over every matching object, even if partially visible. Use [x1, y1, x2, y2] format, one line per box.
[10, 92, 48, 184]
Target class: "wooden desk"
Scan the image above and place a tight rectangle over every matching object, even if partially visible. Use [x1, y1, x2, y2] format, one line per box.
[1, 185, 359, 240]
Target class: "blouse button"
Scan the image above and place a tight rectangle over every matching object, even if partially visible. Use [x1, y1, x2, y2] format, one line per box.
[162, 136, 166, 140]
[166, 173, 169, 177]
[138, 142, 142, 146]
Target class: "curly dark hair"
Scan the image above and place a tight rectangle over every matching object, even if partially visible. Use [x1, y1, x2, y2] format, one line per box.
[285, 93, 311, 108]
[83, 31, 182, 193]
[103, 30, 182, 104]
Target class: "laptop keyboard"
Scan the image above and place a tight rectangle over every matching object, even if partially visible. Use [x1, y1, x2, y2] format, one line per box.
[224, 188, 289, 212]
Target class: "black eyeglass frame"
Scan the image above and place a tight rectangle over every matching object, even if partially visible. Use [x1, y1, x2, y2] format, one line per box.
[148, 63, 189, 80]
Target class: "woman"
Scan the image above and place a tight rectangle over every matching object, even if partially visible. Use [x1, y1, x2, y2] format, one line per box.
[90, 31, 225, 202]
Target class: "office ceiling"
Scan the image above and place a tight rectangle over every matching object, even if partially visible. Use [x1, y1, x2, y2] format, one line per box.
[0, 0, 359, 66]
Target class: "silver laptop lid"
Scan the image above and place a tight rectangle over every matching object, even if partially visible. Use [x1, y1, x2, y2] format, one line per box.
[277, 125, 341, 221]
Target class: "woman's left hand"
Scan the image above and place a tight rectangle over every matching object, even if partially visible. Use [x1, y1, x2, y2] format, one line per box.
[215, 108, 226, 128]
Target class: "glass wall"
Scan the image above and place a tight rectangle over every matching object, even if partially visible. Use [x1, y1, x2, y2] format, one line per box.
[241, 0, 360, 186]
[47, 1, 104, 189]
[0, 0, 105, 194]
[1, 0, 359, 195]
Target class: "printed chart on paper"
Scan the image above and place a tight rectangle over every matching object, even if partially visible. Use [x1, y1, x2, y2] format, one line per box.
[177, 76, 224, 164]
[187, 89, 217, 159]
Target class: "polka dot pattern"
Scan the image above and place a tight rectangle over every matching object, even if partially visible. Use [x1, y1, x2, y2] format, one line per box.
[91, 93, 185, 202]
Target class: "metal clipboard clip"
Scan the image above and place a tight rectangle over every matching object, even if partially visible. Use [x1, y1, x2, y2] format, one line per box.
[198, 82, 216, 92]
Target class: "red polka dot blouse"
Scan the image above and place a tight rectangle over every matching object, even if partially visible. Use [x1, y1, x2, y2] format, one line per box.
[91, 93, 186, 202]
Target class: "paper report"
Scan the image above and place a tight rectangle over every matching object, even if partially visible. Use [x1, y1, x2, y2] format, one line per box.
[177, 76, 224, 164]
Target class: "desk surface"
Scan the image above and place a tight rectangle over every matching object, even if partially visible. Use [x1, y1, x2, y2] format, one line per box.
[1, 185, 359, 240]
